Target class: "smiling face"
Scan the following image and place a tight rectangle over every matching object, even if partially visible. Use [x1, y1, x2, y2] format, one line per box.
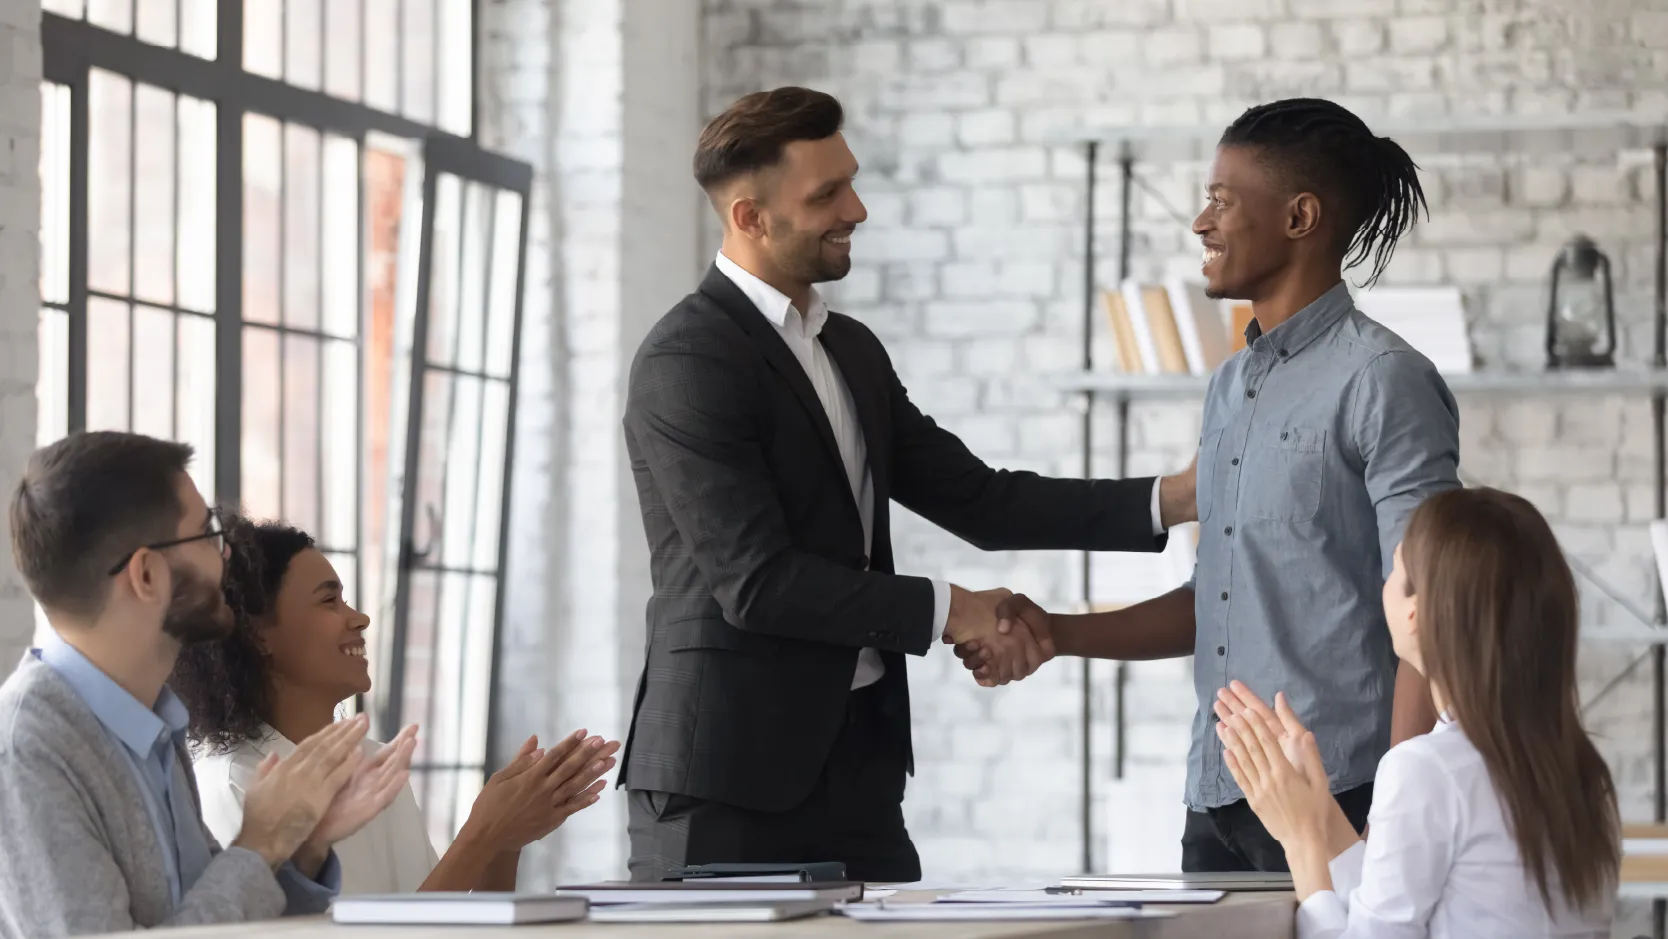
[260, 547, 371, 703]
[749, 133, 867, 285]
[1192, 144, 1305, 302]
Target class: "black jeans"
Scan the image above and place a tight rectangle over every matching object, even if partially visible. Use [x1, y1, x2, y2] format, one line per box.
[1181, 783, 1374, 872]
[626, 685, 921, 884]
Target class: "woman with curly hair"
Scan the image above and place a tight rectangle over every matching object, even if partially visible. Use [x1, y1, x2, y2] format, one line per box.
[172, 515, 620, 895]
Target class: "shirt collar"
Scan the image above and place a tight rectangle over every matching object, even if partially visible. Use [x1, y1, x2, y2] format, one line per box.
[36, 632, 187, 760]
[1244, 280, 1354, 359]
[714, 251, 829, 339]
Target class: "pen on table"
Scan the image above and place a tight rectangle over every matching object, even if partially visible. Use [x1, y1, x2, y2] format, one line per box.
[1044, 886, 1083, 895]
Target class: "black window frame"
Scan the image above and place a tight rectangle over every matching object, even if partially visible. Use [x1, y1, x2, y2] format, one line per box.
[40, 4, 534, 785]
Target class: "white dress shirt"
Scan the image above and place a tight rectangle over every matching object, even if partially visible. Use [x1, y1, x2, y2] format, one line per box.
[714, 253, 1165, 689]
[1298, 716, 1612, 939]
[195, 725, 441, 896]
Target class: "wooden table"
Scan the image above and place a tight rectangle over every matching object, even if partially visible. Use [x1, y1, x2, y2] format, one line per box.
[96, 892, 1296, 938]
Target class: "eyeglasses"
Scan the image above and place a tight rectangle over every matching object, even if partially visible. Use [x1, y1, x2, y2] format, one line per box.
[106, 509, 227, 577]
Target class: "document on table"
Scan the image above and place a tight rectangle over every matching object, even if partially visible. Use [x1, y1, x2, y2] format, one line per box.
[939, 889, 1225, 905]
[841, 904, 1175, 922]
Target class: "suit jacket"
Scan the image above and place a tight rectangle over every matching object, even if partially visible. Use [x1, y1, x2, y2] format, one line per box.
[0, 654, 331, 938]
[618, 264, 1166, 812]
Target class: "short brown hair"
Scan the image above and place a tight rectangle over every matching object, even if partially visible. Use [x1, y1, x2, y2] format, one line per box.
[693, 87, 844, 194]
[1402, 487, 1618, 914]
[11, 431, 194, 617]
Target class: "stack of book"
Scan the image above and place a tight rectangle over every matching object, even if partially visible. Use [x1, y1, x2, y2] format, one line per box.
[1103, 280, 1474, 377]
[1102, 278, 1241, 376]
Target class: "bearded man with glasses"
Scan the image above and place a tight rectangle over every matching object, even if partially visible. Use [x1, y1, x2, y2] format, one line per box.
[0, 431, 414, 938]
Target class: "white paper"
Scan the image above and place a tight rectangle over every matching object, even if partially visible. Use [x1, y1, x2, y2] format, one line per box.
[940, 889, 1224, 905]
[1351, 285, 1474, 374]
[860, 889, 897, 900]
[841, 903, 1174, 922]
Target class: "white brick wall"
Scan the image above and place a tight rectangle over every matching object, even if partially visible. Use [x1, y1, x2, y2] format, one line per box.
[702, 0, 1666, 920]
[479, 0, 700, 886]
[0, 1, 41, 669]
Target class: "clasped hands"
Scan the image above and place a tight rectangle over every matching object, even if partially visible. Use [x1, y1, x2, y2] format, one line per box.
[941, 586, 1056, 687]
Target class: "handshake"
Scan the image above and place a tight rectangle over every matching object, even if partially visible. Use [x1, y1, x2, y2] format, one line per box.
[940, 586, 1054, 688]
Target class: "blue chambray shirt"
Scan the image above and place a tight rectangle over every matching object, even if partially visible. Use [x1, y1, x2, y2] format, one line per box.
[1186, 281, 1461, 810]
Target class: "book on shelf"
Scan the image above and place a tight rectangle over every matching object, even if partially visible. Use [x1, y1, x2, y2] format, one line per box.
[1100, 289, 1145, 374]
[1137, 282, 1192, 373]
[1119, 280, 1174, 374]
[1229, 302, 1255, 352]
[1164, 278, 1233, 375]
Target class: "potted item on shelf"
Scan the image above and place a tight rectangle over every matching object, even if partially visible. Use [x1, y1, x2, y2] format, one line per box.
[1545, 234, 1616, 369]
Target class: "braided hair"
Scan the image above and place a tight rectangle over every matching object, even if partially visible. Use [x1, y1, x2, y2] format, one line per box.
[1220, 98, 1428, 286]
[170, 515, 315, 754]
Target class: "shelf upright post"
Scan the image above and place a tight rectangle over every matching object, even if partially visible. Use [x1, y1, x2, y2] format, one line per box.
[1079, 139, 1099, 875]
[1112, 147, 1136, 789]
[1652, 138, 1666, 939]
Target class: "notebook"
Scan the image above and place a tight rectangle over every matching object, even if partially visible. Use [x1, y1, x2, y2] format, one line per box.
[329, 892, 587, 925]
[556, 881, 864, 905]
[586, 900, 838, 923]
[1061, 872, 1292, 891]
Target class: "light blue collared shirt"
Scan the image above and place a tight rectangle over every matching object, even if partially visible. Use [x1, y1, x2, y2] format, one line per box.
[35, 633, 340, 909]
[1188, 282, 1461, 810]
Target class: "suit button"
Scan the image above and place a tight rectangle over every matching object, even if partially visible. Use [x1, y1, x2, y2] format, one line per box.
[1231, 458, 1239, 466]
[1224, 526, 1233, 536]
[1217, 646, 1225, 656]
[1220, 592, 1228, 601]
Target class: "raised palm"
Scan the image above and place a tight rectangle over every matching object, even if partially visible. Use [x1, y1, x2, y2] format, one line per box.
[1215, 683, 1321, 785]
[309, 724, 417, 846]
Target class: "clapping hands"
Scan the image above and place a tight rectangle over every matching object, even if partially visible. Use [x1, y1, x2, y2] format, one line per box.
[1214, 681, 1357, 855]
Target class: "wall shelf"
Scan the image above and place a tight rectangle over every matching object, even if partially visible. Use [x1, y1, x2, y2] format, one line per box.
[1047, 369, 1668, 401]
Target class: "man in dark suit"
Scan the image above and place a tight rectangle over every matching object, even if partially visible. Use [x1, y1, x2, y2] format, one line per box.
[620, 86, 1198, 883]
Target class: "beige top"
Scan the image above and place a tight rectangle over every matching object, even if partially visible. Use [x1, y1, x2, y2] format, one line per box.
[193, 724, 441, 896]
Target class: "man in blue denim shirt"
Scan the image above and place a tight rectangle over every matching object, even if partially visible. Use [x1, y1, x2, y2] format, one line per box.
[960, 99, 1459, 871]
[0, 432, 413, 936]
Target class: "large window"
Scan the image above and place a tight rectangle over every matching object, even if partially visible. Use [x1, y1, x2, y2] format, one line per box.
[39, 2, 531, 849]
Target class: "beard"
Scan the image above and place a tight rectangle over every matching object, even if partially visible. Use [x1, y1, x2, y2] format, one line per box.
[767, 213, 851, 284]
[161, 560, 234, 644]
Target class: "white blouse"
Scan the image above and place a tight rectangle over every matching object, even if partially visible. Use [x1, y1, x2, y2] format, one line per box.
[194, 724, 441, 896]
[1298, 717, 1613, 939]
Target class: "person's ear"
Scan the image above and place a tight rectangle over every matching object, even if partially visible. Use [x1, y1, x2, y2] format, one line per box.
[123, 549, 168, 605]
[1286, 191, 1322, 241]
[728, 192, 767, 240]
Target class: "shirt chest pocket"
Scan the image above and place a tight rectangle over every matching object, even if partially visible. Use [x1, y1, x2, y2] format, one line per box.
[1241, 426, 1327, 523]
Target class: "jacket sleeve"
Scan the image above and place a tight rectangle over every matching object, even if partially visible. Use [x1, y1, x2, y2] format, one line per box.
[886, 355, 1168, 553]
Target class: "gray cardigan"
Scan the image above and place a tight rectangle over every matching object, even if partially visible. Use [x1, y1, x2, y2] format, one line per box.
[0, 654, 329, 937]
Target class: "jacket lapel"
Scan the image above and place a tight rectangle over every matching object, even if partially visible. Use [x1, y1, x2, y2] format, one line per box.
[697, 265, 848, 482]
[817, 314, 890, 506]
